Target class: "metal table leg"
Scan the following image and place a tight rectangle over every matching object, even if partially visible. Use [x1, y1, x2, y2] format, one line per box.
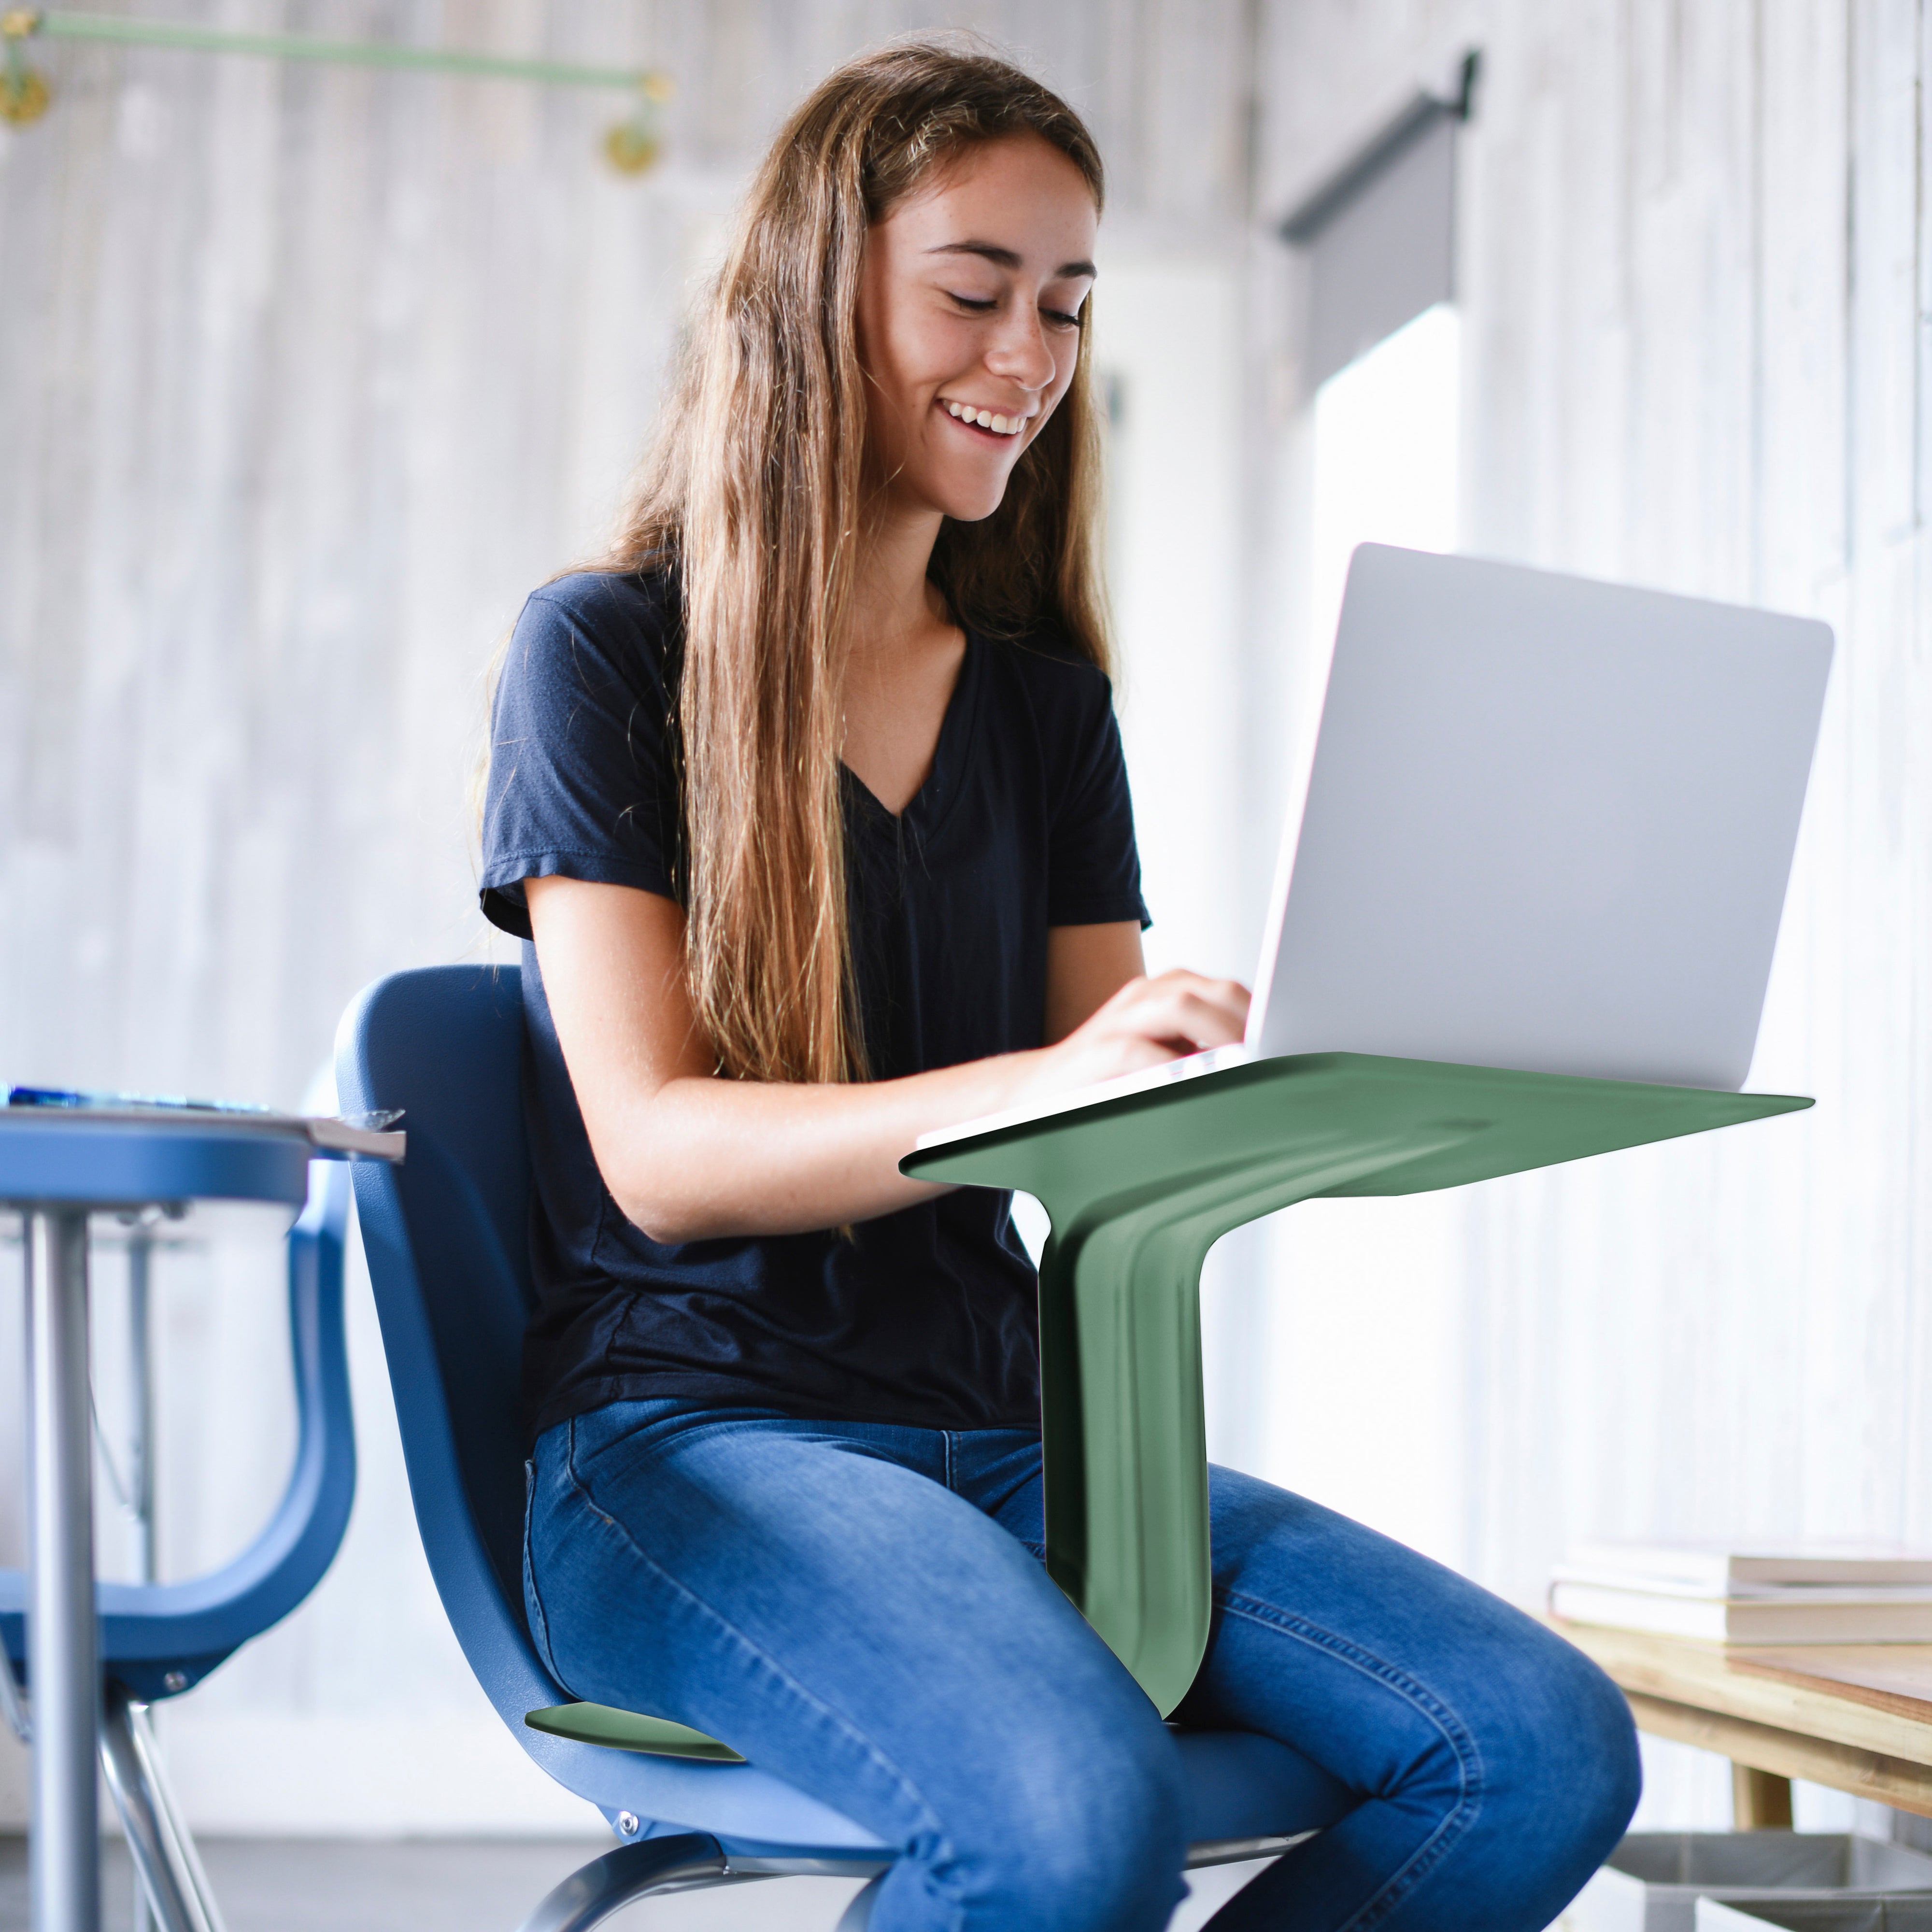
[125, 1223, 157, 1932]
[126, 1222, 156, 1607]
[26, 1209, 100, 1932]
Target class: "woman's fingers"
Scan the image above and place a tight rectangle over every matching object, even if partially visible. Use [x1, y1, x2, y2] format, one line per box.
[1103, 971, 1250, 1048]
[1026, 969, 1252, 1100]
[1072, 974, 1250, 1067]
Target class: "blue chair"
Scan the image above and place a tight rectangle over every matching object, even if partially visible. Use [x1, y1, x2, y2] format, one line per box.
[1, 1154, 357, 1932]
[336, 963, 1338, 1931]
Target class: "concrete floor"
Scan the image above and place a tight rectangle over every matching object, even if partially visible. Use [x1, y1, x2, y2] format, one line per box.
[0, 1836, 1275, 1930]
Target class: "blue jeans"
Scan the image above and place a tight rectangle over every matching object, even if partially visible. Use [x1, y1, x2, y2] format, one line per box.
[525, 1402, 1638, 1931]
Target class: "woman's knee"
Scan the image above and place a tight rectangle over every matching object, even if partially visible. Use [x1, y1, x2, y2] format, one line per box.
[1494, 1627, 1642, 1865]
[901, 1705, 1190, 1932]
[1561, 1646, 1643, 1852]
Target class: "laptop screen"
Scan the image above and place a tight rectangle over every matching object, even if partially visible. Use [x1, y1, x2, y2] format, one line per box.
[1250, 546, 1833, 1090]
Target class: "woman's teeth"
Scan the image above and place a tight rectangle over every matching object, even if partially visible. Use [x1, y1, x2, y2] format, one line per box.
[943, 400, 1025, 437]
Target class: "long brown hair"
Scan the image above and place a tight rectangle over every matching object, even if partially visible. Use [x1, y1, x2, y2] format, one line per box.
[611, 39, 1109, 1085]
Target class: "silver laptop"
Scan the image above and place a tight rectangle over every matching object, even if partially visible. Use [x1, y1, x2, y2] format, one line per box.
[920, 543, 1834, 1151]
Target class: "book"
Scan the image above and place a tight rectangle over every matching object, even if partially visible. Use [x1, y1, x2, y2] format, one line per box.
[1548, 1577, 1932, 1645]
[4, 1087, 404, 1163]
[1561, 1539, 1932, 1592]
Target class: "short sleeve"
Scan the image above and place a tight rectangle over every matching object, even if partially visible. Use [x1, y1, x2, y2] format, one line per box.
[1045, 671, 1151, 930]
[479, 572, 683, 940]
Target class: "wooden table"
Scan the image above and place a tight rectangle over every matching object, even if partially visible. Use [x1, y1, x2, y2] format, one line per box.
[1553, 1619, 1932, 1829]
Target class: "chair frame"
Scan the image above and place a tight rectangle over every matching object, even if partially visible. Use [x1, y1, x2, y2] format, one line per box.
[516, 1830, 1307, 1932]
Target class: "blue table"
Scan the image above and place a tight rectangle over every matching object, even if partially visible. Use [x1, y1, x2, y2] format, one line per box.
[0, 1114, 313, 1932]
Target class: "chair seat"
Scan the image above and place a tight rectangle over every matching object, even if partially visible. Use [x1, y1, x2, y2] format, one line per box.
[526, 1697, 1353, 1852]
[526, 1704, 746, 1762]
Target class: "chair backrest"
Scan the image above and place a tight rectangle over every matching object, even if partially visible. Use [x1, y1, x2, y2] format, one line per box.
[333, 963, 567, 1731]
[334, 965, 911, 1850]
[0, 1157, 357, 1700]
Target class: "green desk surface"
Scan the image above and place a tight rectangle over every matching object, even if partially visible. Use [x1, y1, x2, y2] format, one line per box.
[903, 1051, 1809, 1715]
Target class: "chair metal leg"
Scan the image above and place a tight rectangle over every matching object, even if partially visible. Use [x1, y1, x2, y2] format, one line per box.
[833, 1873, 883, 1930]
[512, 1824, 1307, 1932]
[98, 1686, 227, 1932]
[514, 1835, 737, 1932]
[130, 1701, 227, 1932]
[514, 1837, 899, 1932]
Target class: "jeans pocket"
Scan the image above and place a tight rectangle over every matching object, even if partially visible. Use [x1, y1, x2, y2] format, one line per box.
[523, 1454, 562, 1689]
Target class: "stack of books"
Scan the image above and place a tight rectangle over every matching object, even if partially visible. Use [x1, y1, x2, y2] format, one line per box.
[1549, 1542, 1932, 1644]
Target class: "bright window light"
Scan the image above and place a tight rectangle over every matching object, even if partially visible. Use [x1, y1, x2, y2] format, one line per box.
[1256, 299, 1469, 1568]
[1308, 300, 1461, 651]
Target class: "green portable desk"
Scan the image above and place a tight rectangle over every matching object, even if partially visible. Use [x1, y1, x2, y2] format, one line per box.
[902, 1051, 1809, 1716]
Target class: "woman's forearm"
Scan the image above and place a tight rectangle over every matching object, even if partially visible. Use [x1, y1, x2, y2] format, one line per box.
[525, 874, 1245, 1245]
[604, 1049, 1046, 1241]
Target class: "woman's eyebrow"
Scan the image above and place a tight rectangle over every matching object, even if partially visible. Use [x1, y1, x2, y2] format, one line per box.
[925, 241, 1098, 280]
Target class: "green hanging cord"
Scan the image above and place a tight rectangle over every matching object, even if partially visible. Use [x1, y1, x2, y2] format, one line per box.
[0, 10, 52, 128]
[26, 11, 654, 89]
[0, 9, 674, 173]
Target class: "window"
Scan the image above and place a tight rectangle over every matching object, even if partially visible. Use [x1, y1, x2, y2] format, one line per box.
[1250, 69, 1474, 1568]
[1309, 298, 1461, 652]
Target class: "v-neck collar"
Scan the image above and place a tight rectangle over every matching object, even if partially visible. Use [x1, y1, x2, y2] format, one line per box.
[841, 629, 982, 839]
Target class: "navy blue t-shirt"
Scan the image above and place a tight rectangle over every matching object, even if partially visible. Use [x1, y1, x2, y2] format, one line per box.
[479, 569, 1148, 1440]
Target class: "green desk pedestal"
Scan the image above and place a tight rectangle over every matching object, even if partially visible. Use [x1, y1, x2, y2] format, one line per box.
[902, 1051, 1809, 1717]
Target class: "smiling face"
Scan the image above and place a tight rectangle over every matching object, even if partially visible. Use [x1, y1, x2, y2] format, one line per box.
[855, 132, 1099, 526]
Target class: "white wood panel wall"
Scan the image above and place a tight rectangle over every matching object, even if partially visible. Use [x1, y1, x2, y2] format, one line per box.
[1252, 0, 1932, 1833]
[0, 0, 1257, 1834]
[8, 0, 1915, 1852]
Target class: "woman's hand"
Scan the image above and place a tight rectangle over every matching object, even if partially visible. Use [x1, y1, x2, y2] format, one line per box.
[1024, 968, 1251, 1099]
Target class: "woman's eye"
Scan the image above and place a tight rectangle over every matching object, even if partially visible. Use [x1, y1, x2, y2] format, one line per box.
[1042, 308, 1082, 331]
[947, 292, 998, 313]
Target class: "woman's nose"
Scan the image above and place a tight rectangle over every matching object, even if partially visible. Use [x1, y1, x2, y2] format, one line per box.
[985, 308, 1057, 393]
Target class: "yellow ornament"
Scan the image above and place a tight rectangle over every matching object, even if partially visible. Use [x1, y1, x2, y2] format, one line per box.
[603, 118, 660, 174]
[0, 61, 47, 127]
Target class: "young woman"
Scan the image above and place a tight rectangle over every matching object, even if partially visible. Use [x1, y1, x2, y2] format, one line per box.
[480, 41, 1639, 1932]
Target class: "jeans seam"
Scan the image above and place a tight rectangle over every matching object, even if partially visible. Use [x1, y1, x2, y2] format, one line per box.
[554, 1421, 965, 1906]
[1213, 1586, 1486, 1931]
[524, 1447, 559, 1686]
